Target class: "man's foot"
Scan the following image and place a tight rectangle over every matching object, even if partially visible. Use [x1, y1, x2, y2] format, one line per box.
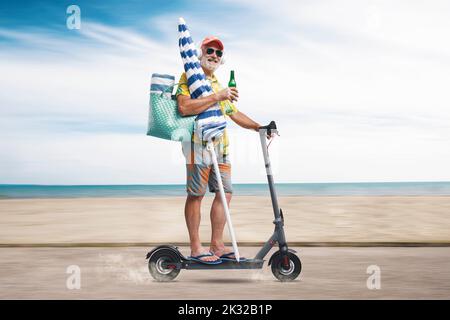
[210, 246, 234, 258]
[190, 249, 221, 263]
[210, 246, 245, 260]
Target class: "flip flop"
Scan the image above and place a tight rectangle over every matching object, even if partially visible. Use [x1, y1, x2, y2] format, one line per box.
[188, 252, 222, 265]
[219, 252, 247, 262]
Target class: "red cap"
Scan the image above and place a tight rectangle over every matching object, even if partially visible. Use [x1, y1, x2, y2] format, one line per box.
[201, 36, 224, 50]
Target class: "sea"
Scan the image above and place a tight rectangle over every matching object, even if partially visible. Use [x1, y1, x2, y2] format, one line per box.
[1, 182, 450, 199]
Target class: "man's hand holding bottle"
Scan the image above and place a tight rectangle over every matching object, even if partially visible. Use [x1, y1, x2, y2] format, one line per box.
[215, 87, 239, 103]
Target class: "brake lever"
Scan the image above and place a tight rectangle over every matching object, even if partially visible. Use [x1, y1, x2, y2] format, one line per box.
[267, 131, 279, 149]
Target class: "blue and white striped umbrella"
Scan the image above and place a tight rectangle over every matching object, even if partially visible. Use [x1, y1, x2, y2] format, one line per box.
[178, 17, 226, 142]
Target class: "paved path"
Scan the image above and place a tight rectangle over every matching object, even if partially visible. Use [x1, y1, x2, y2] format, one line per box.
[1, 247, 449, 299]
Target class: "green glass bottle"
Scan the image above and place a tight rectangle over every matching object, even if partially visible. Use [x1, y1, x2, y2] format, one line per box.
[225, 70, 236, 115]
[228, 70, 236, 88]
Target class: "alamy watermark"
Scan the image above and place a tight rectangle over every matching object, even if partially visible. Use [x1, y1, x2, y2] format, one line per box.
[66, 5, 81, 30]
[366, 265, 381, 290]
[66, 265, 81, 290]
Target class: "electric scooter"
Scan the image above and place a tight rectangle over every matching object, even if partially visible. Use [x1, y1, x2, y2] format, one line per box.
[146, 121, 302, 282]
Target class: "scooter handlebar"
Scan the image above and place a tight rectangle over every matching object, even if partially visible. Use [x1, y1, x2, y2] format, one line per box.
[259, 121, 277, 136]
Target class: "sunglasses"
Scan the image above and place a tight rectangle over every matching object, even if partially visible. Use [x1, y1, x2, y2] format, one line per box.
[206, 47, 223, 57]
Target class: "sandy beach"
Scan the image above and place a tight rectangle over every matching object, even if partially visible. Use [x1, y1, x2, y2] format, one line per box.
[1, 196, 450, 245]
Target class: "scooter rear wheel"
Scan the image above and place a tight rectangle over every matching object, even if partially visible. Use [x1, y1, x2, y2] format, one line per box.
[270, 251, 302, 282]
[148, 248, 181, 282]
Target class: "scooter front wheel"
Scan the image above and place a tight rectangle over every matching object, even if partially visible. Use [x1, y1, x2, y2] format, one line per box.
[148, 248, 181, 282]
[270, 251, 301, 282]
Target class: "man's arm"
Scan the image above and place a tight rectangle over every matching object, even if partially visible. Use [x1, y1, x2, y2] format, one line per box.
[229, 111, 261, 132]
[177, 94, 217, 116]
[177, 88, 239, 116]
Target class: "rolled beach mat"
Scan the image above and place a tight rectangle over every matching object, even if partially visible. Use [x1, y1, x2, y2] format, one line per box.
[150, 73, 175, 98]
[178, 17, 226, 142]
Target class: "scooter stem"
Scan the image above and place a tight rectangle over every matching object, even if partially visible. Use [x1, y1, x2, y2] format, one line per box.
[206, 141, 240, 262]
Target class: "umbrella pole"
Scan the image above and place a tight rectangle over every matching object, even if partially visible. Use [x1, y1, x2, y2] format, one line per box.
[206, 141, 240, 262]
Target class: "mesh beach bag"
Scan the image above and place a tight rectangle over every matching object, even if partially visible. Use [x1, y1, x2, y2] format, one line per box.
[147, 73, 195, 142]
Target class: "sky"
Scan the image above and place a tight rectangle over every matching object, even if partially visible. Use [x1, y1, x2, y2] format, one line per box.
[1, 0, 450, 185]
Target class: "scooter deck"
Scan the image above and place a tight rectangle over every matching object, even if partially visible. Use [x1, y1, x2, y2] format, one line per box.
[165, 259, 265, 270]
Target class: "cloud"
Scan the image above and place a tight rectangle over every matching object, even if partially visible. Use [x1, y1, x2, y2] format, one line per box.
[223, 0, 450, 118]
[0, 22, 180, 126]
[1, 0, 450, 184]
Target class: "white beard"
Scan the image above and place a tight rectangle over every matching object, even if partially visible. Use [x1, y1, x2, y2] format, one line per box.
[200, 56, 219, 73]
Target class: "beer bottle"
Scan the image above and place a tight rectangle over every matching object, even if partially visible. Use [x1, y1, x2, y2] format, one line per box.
[228, 70, 236, 88]
[225, 70, 237, 114]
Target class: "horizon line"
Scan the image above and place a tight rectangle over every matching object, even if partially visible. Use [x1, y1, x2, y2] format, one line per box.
[1, 181, 450, 187]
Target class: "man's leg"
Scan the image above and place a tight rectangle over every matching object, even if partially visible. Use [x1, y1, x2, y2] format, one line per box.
[209, 192, 233, 256]
[185, 163, 220, 262]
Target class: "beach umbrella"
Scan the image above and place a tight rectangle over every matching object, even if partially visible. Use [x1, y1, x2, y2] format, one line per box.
[178, 17, 240, 262]
[178, 17, 226, 142]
